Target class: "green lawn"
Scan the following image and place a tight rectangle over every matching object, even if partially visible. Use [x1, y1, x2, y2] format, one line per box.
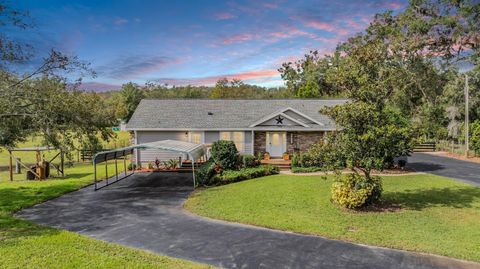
[185, 174, 480, 262]
[0, 131, 131, 167]
[0, 163, 213, 269]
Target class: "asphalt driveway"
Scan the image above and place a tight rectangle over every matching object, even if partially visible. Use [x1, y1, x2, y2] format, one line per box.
[407, 153, 480, 186]
[16, 172, 479, 269]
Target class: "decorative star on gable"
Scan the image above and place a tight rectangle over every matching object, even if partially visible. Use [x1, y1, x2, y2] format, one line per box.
[275, 115, 284, 125]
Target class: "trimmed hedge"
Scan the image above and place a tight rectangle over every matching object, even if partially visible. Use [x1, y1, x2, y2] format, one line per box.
[196, 163, 279, 187]
[216, 165, 279, 185]
[240, 154, 257, 168]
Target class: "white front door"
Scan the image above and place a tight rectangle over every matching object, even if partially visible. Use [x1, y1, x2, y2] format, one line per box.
[267, 132, 286, 157]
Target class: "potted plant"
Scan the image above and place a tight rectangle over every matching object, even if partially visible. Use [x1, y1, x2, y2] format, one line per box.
[264, 152, 270, 160]
[282, 151, 290, 161]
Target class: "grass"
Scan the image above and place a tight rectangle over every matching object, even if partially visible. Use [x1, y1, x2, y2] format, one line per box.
[0, 163, 213, 269]
[185, 174, 480, 262]
[0, 131, 130, 167]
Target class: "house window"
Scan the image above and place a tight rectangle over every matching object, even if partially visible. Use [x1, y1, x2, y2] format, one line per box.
[188, 132, 203, 144]
[220, 131, 244, 152]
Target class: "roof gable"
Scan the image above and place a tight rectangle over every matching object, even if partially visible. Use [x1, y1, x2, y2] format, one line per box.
[249, 107, 324, 128]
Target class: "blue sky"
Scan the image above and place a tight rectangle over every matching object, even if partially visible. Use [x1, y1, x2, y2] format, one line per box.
[11, 0, 406, 90]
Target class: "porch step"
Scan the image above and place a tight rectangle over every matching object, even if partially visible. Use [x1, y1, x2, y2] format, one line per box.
[180, 160, 206, 171]
[260, 159, 291, 171]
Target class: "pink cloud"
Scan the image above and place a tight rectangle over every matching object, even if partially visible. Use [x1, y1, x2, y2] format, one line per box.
[269, 27, 316, 40]
[305, 20, 336, 32]
[157, 69, 280, 86]
[383, 2, 403, 10]
[305, 19, 351, 35]
[345, 19, 364, 30]
[263, 2, 278, 9]
[213, 12, 237, 20]
[223, 33, 254, 44]
[315, 36, 342, 45]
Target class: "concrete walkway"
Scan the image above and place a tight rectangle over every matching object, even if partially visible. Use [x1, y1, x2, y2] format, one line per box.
[17, 172, 479, 269]
[407, 153, 480, 186]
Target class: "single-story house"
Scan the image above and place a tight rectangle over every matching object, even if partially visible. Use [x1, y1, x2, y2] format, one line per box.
[126, 99, 346, 164]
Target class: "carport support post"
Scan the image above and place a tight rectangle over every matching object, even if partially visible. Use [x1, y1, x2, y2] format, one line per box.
[190, 154, 196, 188]
[105, 155, 108, 185]
[94, 161, 97, 190]
[114, 152, 118, 181]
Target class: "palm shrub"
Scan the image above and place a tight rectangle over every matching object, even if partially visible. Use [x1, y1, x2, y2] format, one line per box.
[211, 140, 239, 170]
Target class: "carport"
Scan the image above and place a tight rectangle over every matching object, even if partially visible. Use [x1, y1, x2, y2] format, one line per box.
[92, 140, 206, 190]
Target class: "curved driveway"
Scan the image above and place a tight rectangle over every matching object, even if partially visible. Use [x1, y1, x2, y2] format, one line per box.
[407, 153, 480, 186]
[17, 172, 479, 269]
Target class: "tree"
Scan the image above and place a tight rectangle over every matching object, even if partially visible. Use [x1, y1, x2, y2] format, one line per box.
[0, 2, 32, 68]
[322, 102, 414, 179]
[446, 106, 461, 141]
[0, 2, 116, 163]
[120, 82, 144, 121]
[321, 102, 414, 208]
[210, 78, 230, 98]
[470, 120, 480, 155]
[279, 50, 340, 98]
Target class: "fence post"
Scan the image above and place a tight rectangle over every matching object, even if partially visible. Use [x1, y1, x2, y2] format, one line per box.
[9, 150, 13, 181]
[15, 158, 21, 174]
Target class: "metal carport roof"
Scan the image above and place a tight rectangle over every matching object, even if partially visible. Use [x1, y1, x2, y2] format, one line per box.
[92, 140, 206, 190]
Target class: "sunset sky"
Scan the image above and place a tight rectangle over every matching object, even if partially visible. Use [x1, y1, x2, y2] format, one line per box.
[12, 0, 406, 91]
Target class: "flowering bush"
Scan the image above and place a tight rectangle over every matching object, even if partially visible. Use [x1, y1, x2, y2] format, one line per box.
[331, 173, 382, 209]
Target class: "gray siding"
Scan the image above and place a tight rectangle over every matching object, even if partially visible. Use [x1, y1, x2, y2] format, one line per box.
[134, 130, 253, 164]
[204, 131, 219, 144]
[244, 131, 253, 154]
[135, 131, 187, 164]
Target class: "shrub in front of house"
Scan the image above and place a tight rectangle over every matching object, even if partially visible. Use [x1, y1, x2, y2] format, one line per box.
[196, 161, 278, 186]
[196, 159, 217, 186]
[331, 173, 382, 209]
[216, 165, 279, 185]
[291, 137, 346, 172]
[240, 154, 257, 168]
[211, 140, 239, 170]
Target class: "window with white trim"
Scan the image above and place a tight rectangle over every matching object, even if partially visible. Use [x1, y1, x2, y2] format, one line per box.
[219, 131, 244, 152]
